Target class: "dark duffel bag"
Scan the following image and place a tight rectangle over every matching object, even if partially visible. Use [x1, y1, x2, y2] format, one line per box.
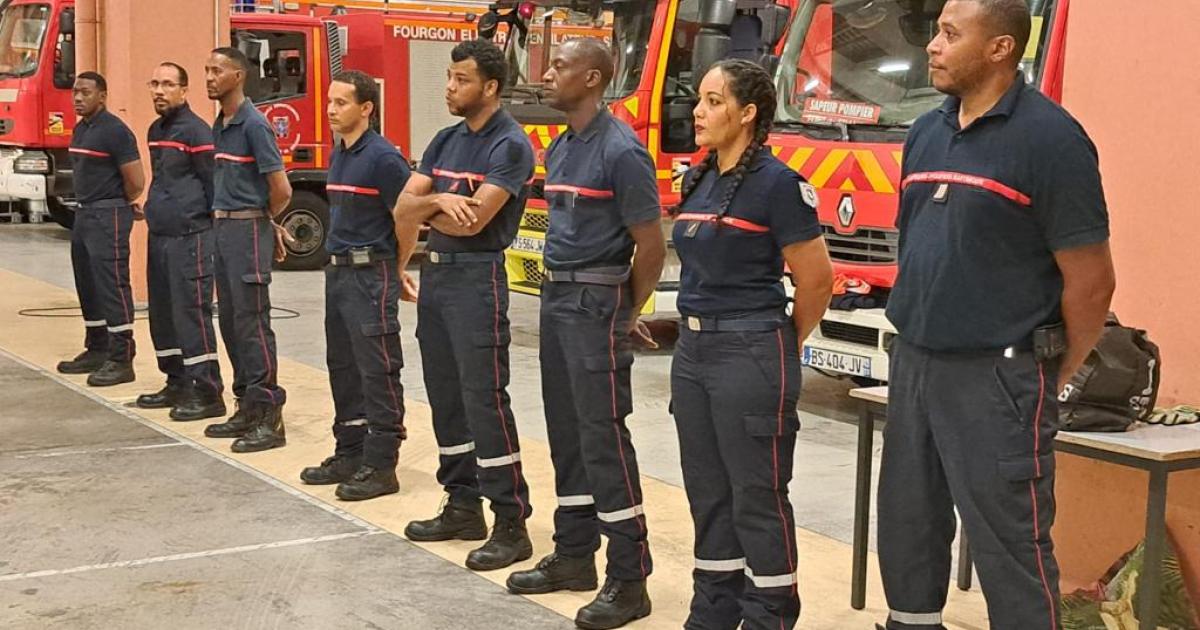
[1058, 314, 1161, 432]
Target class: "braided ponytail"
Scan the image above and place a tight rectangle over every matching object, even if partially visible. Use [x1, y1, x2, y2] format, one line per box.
[672, 58, 777, 218]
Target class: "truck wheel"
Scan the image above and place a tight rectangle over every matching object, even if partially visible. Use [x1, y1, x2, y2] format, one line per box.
[47, 197, 74, 229]
[275, 191, 330, 271]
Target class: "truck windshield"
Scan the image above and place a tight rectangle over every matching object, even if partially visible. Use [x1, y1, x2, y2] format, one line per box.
[0, 3, 51, 79]
[775, 0, 1058, 127]
[501, 2, 652, 102]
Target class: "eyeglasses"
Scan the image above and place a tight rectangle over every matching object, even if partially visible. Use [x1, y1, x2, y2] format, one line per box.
[146, 80, 184, 89]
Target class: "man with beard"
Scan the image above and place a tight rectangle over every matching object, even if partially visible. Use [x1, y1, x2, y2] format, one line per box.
[394, 39, 535, 573]
[136, 61, 225, 421]
[201, 47, 292, 453]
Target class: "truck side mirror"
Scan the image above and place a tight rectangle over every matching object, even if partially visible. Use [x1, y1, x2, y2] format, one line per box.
[59, 8, 75, 35]
[698, 0, 736, 28]
[759, 4, 790, 48]
[691, 32, 731, 90]
[662, 98, 698, 154]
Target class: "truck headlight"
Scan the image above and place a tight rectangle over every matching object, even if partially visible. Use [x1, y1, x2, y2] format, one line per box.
[14, 151, 51, 174]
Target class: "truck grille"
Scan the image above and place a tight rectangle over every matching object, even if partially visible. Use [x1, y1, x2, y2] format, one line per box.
[521, 211, 549, 233]
[522, 259, 545, 285]
[819, 321, 879, 347]
[822, 225, 899, 264]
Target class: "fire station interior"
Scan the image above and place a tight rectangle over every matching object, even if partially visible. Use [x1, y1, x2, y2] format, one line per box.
[1, 0, 1198, 629]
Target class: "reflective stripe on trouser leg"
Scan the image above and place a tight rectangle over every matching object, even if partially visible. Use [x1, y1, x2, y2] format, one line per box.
[167, 230, 223, 397]
[71, 213, 109, 353]
[877, 340, 955, 629]
[215, 218, 285, 410]
[147, 232, 183, 383]
[325, 264, 404, 468]
[540, 281, 650, 579]
[922, 349, 1062, 630]
[418, 261, 530, 519]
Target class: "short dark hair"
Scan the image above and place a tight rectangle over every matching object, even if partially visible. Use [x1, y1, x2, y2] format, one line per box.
[331, 70, 379, 114]
[76, 71, 107, 92]
[971, 0, 1032, 65]
[211, 46, 252, 73]
[159, 62, 189, 86]
[450, 39, 507, 91]
[565, 38, 614, 88]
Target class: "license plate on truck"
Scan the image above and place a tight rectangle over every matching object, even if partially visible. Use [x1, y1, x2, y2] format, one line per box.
[510, 235, 544, 254]
[803, 346, 873, 377]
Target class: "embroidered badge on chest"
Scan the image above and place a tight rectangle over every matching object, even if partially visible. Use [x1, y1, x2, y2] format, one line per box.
[932, 183, 950, 203]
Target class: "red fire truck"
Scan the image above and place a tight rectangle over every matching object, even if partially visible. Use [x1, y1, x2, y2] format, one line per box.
[772, 0, 1069, 382]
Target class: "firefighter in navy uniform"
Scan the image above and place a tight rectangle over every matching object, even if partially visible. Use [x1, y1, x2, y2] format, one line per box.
[671, 60, 833, 630]
[136, 62, 226, 421]
[505, 38, 666, 630]
[298, 71, 410, 501]
[56, 71, 144, 387]
[394, 40, 536, 572]
[876, 2, 1115, 629]
[200, 47, 293, 453]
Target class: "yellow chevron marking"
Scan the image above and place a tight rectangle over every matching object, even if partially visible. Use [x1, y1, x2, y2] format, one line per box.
[786, 147, 816, 172]
[808, 149, 849, 188]
[854, 150, 895, 194]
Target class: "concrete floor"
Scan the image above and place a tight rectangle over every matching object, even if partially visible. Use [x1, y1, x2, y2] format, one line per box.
[0, 224, 985, 629]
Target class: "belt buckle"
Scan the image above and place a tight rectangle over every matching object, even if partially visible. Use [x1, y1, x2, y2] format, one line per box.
[687, 316, 701, 332]
[429, 252, 441, 264]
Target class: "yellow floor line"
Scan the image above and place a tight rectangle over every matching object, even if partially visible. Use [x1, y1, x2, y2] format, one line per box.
[0, 268, 989, 629]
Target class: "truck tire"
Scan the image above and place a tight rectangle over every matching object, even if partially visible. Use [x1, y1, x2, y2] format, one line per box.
[275, 190, 330, 271]
[47, 197, 74, 229]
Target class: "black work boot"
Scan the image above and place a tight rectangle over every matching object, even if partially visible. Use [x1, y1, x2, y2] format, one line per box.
[300, 455, 362, 485]
[335, 465, 399, 501]
[136, 382, 187, 409]
[574, 577, 651, 630]
[466, 517, 534, 571]
[231, 406, 286, 453]
[204, 400, 251, 438]
[86, 361, 135, 387]
[57, 349, 108, 374]
[506, 552, 598, 595]
[404, 498, 487, 542]
[170, 389, 227, 422]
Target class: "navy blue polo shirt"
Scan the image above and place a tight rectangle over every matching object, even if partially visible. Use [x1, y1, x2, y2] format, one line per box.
[70, 108, 140, 205]
[543, 109, 661, 270]
[146, 103, 216, 236]
[212, 98, 284, 211]
[674, 149, 822, 316]
[417, 108, 534, 252]
[326, 129, 410, 256]
[886, 75, 1110, 351]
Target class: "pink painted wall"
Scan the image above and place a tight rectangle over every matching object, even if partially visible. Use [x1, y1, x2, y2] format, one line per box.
[95, 0, 230, 300]
[1054, 0, 1200, 614]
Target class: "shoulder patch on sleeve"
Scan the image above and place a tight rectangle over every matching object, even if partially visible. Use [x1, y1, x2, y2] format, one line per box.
[799, 182, 819, 209]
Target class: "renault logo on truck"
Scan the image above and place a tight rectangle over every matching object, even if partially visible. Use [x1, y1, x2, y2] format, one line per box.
[837, 194, 856, 228]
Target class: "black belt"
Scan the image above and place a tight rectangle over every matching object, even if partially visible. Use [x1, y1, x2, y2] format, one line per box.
[425, 251, 502, 265]
[80, 198, 129, 210]
[544, 266, 630, 286]
[330, 252, 396, 267]
[682, 312, 788, 333]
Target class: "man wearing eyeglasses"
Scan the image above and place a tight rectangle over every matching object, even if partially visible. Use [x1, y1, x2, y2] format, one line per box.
[135, 62, 226, 422]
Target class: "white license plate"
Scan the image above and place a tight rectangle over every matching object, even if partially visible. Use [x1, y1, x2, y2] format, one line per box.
[802, 346, 873, 377]
[510, 235, 544, 254]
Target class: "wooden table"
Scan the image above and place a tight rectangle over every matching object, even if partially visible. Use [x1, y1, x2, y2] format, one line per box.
[849, 386, 1200, 630]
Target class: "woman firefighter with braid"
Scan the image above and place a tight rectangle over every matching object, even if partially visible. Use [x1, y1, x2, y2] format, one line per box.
[670, 59, 834, 630]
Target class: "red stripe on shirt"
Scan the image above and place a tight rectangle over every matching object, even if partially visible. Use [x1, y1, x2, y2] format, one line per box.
[901, 170, 1032, 207]
[326, 183, 381, 196]
[432, 168, 486, 182]
[676, 212, 770, 233]
[150, 141, 215, 153]
[69, 147, 111, 158]
[544, 183, 614, 199]
[214, 152, 256, 163]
